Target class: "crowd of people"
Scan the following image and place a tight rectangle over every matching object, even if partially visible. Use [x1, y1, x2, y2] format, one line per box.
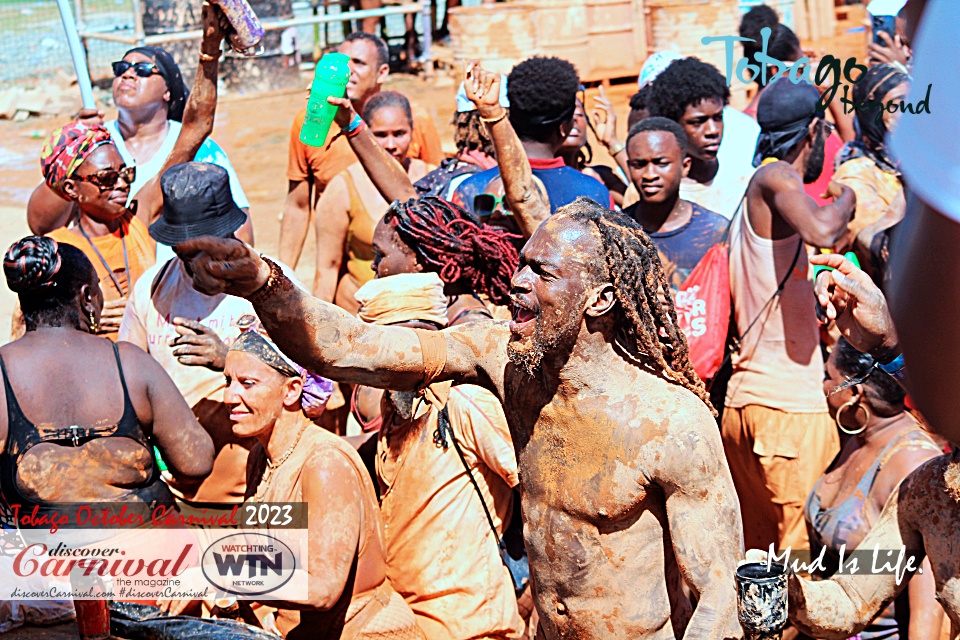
[2, 0, 959, 637]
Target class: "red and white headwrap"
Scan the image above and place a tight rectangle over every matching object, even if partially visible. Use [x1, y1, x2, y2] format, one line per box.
[39, 121, 114, 199]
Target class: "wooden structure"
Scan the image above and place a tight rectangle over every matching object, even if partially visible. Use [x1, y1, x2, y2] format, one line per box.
[449, 0, 648, 83]
[449, 0, 845, 87]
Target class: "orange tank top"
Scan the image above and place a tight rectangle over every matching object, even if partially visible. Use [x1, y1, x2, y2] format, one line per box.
[335, 160, 433, 311]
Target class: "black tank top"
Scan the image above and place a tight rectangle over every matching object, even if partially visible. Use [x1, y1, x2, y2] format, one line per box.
[0, 342, 174, 522]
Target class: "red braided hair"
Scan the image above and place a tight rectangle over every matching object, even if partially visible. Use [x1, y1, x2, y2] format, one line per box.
[384, 197, 519, 306]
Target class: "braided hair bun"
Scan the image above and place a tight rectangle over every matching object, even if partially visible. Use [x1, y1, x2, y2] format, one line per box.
[4, 236, 62, 293]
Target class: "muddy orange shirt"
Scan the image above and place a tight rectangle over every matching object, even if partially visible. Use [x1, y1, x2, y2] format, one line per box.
[377, 385, 523, 640]
[287, 102, 444, 198]
[48, 213, 155, 341]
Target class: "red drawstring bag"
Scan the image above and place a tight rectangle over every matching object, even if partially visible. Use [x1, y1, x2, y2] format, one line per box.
[674, 243, 731, 381]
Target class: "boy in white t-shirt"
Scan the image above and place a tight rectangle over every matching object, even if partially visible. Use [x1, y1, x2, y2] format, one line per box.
[647, 57, 757, 219]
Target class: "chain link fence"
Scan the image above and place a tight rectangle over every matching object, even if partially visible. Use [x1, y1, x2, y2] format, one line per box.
[0, 0, 134, 84]
[1, 0, 466, 87]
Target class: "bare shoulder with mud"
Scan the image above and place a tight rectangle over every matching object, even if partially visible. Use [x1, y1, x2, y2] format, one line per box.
[900, 452, 960, 627]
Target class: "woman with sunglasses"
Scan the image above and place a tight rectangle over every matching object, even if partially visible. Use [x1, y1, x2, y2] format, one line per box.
[804, 337, 945, 638]
[26, 13, 253, 251]
[25, 5, 228, 341]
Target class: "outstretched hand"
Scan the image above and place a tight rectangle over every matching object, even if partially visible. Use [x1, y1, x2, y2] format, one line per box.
[174, 236, 270, 298]
[75, 108, 105, 126]
[821, 181, 848, 201]
[811, 253, 898, 360]
[170, 318, 229, 370]
[867, 31, 910, 67]
[464, 60, 503, 119]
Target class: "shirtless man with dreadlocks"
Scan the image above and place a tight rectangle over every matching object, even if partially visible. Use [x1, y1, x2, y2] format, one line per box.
[173, 66, 744, 640]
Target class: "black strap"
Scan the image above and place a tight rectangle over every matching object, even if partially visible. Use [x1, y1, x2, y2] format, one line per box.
[708, 212, 803, 391]
[733, 239, 803, 348]
[435, 406, 503, 548]
[110, 341, 134, 409]
[150, 258, 176, 298]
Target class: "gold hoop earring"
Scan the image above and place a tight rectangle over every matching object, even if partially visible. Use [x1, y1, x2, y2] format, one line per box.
[88, 310, 99, 335]
[836, 399, 870, 435]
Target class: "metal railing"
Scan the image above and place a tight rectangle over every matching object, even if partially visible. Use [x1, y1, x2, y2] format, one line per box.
[77, 1, 431, 60]
[3, 0, 448, 86]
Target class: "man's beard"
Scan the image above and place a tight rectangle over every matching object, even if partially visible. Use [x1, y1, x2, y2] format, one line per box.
[386, 390, 417, 422]
[507, 307, 581, 376]
[803, 125, 827, 184]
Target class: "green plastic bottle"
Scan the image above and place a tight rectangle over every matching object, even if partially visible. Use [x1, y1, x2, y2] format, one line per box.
[300, 52, 351, 147]
[154, 446, 168, 473]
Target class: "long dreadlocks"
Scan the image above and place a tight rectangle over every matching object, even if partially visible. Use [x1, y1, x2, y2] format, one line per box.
[564, 198, 714, 414]
[384, 196, 519, 306]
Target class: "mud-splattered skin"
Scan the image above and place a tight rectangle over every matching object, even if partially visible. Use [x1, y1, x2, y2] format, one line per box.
[177, 214, 745, 639]
[504, 362, 742, 639]
[790, 450, 960, 639]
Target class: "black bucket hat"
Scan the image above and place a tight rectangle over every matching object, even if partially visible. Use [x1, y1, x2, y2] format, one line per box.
[150, 162, 246, 245]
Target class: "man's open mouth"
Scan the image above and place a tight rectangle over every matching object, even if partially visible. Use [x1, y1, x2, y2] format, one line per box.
[509, 301, 537, 335]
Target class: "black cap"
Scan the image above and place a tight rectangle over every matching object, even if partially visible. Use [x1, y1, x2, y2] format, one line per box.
[753, 77, 822, 166]
[150, 162, 246, 245]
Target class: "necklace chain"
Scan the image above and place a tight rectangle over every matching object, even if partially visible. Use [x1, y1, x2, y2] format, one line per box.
[254, 423, 308, 502]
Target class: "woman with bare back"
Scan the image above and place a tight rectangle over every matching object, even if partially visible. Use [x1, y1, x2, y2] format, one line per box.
[0, 236, 213, 520]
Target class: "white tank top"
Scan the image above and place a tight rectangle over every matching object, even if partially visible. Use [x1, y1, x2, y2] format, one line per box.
[725, 200, 827, 413]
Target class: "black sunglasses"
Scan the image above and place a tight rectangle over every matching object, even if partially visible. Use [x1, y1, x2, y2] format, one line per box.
[112, 61, 161, 78]
[73, 166, 136, 192]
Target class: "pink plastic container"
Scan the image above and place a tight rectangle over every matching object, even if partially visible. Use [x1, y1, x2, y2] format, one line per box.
[209, 0, 264, 55]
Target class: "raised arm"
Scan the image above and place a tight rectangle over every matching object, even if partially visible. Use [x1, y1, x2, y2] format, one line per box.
[657, 403, 743, 639]
[811, 252, 900, 363]
[592, 86, 631, 179]
[788, 480, 924, 639]
[764, 162, 856, 249]
[27, 183, 76, 235]
[133, 2, 226, 223]
[465, 62, 549, 239]
[175, 236, 506, 394]
[327, 96, 418, 203]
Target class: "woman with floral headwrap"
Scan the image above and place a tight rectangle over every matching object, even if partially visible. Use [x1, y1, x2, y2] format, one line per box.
[834, 63, 911, 251]
[26, 4, 252, 251]
[22, 4, 228, 341]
